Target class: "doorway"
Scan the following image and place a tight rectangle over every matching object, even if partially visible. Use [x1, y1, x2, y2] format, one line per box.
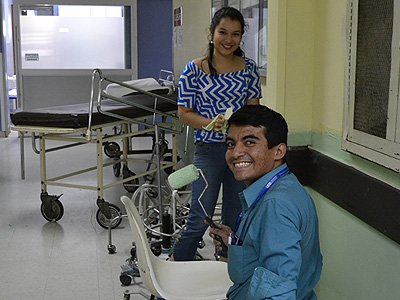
[13, 3, 135, 111]
[0, 0, 14, 136]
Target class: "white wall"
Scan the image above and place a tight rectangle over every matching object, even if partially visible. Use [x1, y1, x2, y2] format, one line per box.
[267, 0, 400, 299]
[312, 189, 400, 300]
[172, 0, 211, 76]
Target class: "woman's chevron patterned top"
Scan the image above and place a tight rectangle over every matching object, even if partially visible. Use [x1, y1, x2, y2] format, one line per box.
[178, 57, 262, 143]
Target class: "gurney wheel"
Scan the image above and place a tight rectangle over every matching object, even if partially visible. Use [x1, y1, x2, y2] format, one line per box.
[123, 169, 139, 193]
[40, 199, 64, 222]
[108, 244, 116, 254]
[96, 203, 122, 229]
[120, 273, 132, 286]
[113, 161, 121, 177]
[104, 141, 120, 158]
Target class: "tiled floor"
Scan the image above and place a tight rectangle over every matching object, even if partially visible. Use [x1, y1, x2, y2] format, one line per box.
[0, 132, 214, 300]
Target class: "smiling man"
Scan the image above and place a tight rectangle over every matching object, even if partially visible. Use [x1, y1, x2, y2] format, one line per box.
[209, 105, 323, 300]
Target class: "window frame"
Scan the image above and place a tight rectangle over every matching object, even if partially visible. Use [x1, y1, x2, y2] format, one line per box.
[211, 0, 267, 76]
[343, 0, 400, 173]
[18, 4, 131, 70]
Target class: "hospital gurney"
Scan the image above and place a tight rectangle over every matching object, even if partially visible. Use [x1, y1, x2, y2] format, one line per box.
[10, 69, 181, 229]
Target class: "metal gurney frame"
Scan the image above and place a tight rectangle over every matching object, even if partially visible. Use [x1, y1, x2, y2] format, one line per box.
[11, 69, 181, 229]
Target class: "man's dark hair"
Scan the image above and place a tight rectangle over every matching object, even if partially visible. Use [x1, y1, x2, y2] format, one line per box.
[227, 105, 288, 149]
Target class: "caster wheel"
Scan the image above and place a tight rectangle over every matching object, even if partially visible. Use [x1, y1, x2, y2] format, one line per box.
[104, 141, 120, 158]
[151, 245, 161, 256]
[146, 208, 159, 225]
[120, 273, 132, 286]
[122, 168, 139, 193]
[108, 244, 116, 254]
[175, 209, 188, 227]
[113, 161, 121, 177]
[146, 188, 158, 198]
[41, 199, 64, 222]
[123, 291, 131, 300]
[96, 203, 122, 229]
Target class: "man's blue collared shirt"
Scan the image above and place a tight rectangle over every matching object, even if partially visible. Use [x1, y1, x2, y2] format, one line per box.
[227, 164, 323, 299]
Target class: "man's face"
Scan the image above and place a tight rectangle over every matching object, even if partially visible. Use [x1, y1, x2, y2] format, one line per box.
[225, 125, 286, 186]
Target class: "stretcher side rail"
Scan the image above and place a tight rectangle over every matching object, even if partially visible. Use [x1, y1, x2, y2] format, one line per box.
[90, 69, 184, 241]
[87, 69, 179, 140]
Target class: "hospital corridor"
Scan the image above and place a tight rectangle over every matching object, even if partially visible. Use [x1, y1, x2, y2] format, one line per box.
[1, 1, 400, 300]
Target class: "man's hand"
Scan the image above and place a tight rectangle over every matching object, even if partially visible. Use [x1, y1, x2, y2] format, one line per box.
[209, 223, 232, 251]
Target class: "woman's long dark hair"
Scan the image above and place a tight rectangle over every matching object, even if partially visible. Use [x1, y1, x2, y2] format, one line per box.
[207, 7, 246, 75]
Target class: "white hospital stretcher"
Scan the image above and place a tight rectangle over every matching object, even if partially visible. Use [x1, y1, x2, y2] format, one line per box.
[10, 69, 181, 229]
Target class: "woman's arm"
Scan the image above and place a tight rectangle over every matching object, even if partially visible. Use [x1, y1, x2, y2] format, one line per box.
[178, 106, 209, 129]
[178, 106, 225, 131]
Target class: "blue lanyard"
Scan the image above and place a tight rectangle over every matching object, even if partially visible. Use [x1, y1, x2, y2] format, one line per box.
[231, 166, 289, 246]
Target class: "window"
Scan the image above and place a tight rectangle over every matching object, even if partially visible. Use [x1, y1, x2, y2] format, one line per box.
[344, 0, 400, 172]
[19, 5, 131, 69]
[211, 0, 267, 75]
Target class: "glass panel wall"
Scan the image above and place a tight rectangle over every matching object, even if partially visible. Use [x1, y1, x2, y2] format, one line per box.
[19, 5, 127, 69]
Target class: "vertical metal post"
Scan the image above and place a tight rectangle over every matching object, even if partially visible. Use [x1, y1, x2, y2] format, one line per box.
[154, 124, 164, 227]
[19, 131, 25, 180]
[96, 128, 104, 200]
[39, 133, 47, 193]
[122, 123, 129, 167]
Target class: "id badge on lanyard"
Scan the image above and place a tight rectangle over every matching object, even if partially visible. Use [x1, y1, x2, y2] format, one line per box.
[230, 167, 289, 246]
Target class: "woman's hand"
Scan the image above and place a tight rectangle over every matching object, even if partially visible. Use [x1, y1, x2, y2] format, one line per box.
[212, 115, 226, 132]
[178, 106, 229, 132]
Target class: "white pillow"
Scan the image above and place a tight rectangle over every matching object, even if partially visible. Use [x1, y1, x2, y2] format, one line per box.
[105, 78, 168, 98]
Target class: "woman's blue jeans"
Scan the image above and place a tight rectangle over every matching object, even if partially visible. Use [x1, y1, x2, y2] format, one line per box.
[173, 142, 245, 261]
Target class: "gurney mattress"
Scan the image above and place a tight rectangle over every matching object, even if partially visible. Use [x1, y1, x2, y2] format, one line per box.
[10, 93, 177, 129]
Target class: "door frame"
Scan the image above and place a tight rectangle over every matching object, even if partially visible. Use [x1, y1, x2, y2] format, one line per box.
[12, 0, 137, 110]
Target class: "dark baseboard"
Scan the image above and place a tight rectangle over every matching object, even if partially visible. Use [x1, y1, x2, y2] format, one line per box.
[287, 147, 400, 245]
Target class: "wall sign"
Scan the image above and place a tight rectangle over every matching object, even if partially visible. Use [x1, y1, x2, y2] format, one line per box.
[25, 53, 39, 61]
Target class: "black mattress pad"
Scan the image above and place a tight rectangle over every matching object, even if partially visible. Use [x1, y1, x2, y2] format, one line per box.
[11, 93, 177, 129]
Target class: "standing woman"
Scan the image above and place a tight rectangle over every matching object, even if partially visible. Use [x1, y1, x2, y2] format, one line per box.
[172, 7, 261, 261]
